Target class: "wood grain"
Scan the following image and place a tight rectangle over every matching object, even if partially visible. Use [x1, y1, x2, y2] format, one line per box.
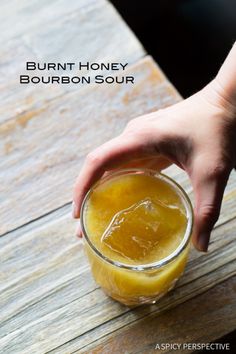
[0, 205, 235, 353]
[0, 0, 99, 43]
[0, 57, 180, 235]
[0, 0, 144, 123]
[1, 0, 236, 353]
[86, 277, 236, 354]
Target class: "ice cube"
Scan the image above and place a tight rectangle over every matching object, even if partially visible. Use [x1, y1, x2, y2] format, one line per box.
[101, 198, 186, 261]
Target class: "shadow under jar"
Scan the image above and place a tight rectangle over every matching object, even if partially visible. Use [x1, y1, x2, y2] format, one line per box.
[81, 169, 193, 306]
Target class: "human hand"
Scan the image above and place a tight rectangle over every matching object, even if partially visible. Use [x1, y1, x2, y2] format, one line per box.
[73, 43, 236, 252]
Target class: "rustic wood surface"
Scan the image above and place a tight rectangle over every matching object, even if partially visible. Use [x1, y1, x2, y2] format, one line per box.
[0, 1, 235, 353]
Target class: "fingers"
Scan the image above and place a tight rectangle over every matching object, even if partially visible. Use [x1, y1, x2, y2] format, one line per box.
[118, 156, 172, 171]
[72, 135, 163, 218]
[191, 161, 230, 252]
[75, 219, 82, 238]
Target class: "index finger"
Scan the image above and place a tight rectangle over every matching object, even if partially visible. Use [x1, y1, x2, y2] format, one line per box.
[72, 135, 145, 218]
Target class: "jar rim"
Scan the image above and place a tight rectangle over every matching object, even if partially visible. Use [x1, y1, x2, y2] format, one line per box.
[80, 168, 193, 271]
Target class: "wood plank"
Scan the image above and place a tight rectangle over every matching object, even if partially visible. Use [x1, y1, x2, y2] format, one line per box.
[83, 277, 236, 354]
[0, 205, 235, 353]
[1, 3, 236, 353]
[0, 57, 180, 235]
[0, 0, 104, 44]
[0, 0, 144, 123]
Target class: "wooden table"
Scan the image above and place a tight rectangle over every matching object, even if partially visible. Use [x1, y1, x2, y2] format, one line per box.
[0, 1, 235, 353]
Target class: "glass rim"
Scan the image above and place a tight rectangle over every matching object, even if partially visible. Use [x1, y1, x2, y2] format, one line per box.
[80, 168, 193, 271]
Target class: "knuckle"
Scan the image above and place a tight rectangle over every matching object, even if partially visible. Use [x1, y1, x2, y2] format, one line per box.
[125, 117, 141, 130]
[198, 204, 220, 226]
[207, 160, 229, 180]
[85, 151, 100, 166]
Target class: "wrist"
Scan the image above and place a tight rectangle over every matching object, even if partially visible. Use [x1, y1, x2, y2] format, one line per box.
[200, 42, 236, 121]
[215, 41, 236, 104]
[201, 78, 236, 122]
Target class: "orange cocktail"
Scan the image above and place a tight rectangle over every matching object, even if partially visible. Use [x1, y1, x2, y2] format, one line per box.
[81, 169, 193, 306]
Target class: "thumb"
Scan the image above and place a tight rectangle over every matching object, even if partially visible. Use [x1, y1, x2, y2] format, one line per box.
[191, 163, 229, 252]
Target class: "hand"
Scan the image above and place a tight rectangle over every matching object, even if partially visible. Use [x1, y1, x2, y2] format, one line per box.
[73, 44, 236, 252]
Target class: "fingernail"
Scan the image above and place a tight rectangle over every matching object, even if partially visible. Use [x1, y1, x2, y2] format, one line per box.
[75, 221, 82, 238]
[72, 201, 79, 218]
[197, 232, 210, 252]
